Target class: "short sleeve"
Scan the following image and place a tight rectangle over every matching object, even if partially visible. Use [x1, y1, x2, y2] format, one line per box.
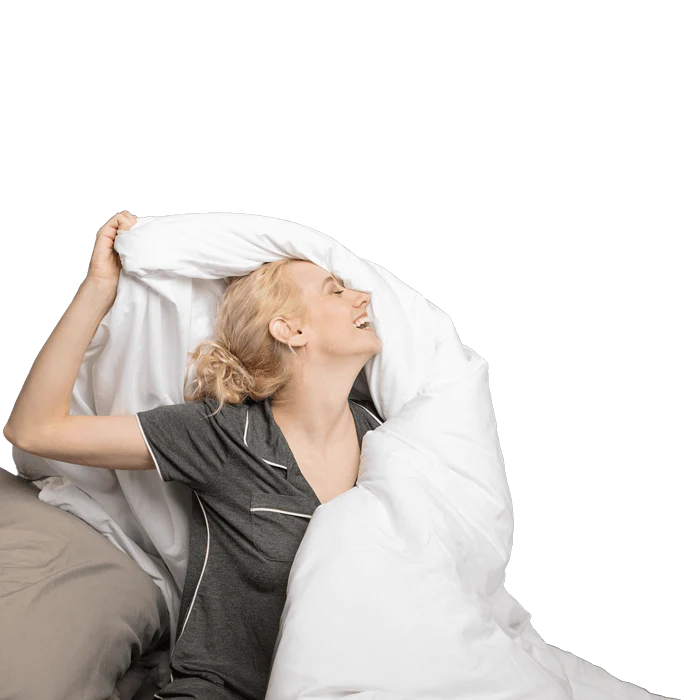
[135, 399, 230, 490]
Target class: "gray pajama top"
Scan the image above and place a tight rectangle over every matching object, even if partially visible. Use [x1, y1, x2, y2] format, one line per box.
[135, 395, 383, 700]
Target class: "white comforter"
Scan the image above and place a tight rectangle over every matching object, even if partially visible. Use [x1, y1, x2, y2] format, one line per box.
[12, 213, 674, 699]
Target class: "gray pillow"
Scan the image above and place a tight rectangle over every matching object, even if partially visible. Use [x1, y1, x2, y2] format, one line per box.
[0, 467, 167, 700]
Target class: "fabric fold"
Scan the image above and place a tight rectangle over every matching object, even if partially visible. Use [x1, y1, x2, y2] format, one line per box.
[12, 213, 674, 700]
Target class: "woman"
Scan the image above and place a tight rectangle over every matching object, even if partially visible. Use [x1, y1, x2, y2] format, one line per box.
[3, 211, 384, 700]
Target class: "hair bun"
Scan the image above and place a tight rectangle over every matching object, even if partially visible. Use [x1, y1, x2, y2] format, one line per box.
[184, 339, 254, 406]
[210, 342, 252, 387]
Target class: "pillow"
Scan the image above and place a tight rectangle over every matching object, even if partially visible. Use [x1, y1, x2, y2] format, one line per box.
[0, 467, 168, 700]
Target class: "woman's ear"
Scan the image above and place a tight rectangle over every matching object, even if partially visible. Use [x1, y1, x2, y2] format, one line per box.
[269, 316, 306, 347]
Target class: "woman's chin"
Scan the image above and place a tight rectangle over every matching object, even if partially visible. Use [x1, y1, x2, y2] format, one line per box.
[350, 326, 381, 354]
[368, 334, 382, 354]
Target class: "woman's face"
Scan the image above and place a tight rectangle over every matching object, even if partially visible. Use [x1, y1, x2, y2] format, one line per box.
[275, 261, 382, 362]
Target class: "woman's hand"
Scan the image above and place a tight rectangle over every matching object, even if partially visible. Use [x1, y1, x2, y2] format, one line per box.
[85, 210, 138, 289]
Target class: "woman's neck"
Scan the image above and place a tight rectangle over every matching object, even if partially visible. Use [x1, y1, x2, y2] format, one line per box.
[270, 372, 357, 448]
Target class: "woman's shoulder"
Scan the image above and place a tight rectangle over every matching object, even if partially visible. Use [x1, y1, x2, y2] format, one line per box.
[198, 396, 251, 423]
[138, 397, 249, 424]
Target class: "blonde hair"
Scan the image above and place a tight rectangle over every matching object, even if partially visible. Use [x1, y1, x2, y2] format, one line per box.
[183, 257, 309, 416]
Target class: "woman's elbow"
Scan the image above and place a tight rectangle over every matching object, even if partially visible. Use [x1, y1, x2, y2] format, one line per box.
[3, 421, 23, 449]
[3, 421, 54, 455]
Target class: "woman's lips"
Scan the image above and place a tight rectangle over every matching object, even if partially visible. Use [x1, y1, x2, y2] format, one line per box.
[353, 312, 374, 330]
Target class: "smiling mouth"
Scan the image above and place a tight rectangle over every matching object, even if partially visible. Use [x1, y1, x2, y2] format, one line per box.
[353, 313, 372, 330]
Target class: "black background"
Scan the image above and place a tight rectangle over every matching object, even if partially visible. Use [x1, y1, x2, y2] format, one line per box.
[3, 182, 692, 697]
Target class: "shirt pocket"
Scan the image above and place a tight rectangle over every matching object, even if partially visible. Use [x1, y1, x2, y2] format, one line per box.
[249, 491, 317, 562]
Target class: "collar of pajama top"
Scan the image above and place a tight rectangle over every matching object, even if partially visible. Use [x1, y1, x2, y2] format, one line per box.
[242, 396, 381, 508]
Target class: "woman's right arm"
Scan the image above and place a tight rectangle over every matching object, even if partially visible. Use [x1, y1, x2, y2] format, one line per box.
[2, 211, 155, 472]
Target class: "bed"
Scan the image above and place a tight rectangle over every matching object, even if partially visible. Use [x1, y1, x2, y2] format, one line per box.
[3, 212, 677, 699]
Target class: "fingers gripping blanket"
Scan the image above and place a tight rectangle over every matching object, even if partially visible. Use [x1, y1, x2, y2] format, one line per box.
[13, 213, 673, 699]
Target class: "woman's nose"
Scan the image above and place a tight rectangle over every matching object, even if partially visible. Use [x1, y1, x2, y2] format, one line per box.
[355, 291, 370, 306]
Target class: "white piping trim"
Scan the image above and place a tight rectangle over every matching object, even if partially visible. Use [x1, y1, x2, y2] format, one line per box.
[250, 507, 312, 519]
[245, 406, 288, 470]
[350, 400, 383, 426]
[176, 491, 211, 646]
[145, 493, 212, 696]
[134, 413, 166, 482]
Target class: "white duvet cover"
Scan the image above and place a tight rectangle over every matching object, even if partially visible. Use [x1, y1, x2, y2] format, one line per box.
[12, 213, 675, 699]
